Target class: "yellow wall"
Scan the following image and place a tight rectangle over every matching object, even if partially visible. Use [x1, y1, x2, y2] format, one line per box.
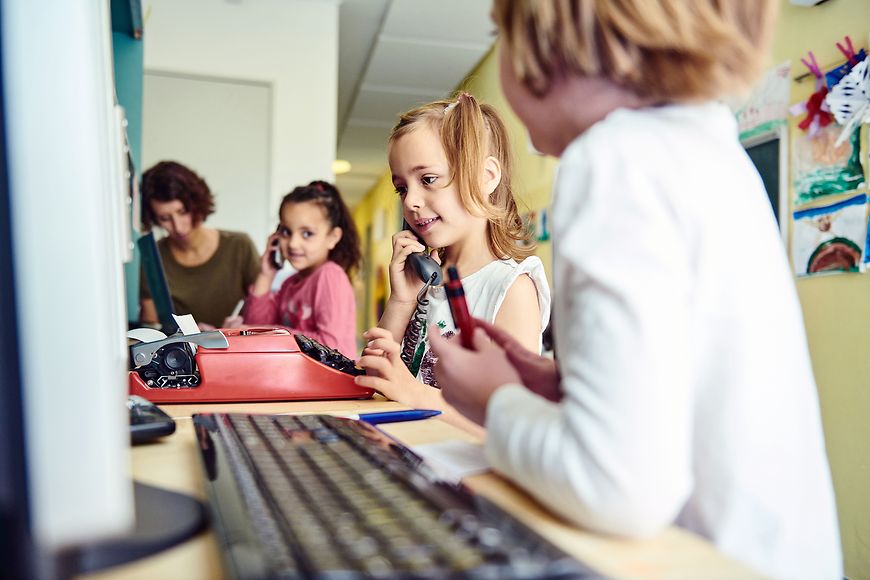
[773, 2, 870, 577]
[353, 2, 870, 574]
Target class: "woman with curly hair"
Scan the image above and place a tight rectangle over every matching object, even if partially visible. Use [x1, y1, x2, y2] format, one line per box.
[139, 160, 259, 329]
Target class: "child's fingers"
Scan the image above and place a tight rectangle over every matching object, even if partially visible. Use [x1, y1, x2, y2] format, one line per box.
[353, 375, 392, 399]
[366, 337, 400, 357]
[394, 230, 423, 244]
[357, 354, 392, 377]
[474, 318, 514, 346]
[428, 325, 458, 358]
[471, 327, 493, 351]
[362, 327, 394, 342]
[361, 346, 385, 357]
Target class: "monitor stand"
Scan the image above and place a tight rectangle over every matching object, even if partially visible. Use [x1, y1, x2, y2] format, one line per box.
[64, 480, 208, 575]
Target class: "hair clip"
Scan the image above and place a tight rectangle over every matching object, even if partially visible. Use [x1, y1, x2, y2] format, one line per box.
[444, 92, 473, 115]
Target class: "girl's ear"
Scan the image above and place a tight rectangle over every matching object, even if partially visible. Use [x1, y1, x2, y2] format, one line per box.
[482, 155, 502, 196]
[327, 226, 343, 250]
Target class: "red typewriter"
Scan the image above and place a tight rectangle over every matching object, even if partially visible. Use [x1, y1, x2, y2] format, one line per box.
[128, 327, 373, 403]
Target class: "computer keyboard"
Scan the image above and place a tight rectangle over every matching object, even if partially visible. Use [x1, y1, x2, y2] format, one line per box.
[193, 412, 595, 579]
[294, 333, 365, 376]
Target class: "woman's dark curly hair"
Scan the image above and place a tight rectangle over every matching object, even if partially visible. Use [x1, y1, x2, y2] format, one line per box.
[280, 181, 361, 277]
[140, 161, 215, 230]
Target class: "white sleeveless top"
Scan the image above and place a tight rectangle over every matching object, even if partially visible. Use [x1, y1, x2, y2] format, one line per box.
[402, 257, 551, 387]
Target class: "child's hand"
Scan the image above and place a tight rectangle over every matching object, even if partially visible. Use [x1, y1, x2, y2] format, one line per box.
[355, 327, 432, 407]
[258, 233, 282, 278]
[473, 319, 562, 402]
[428, 325, 523, 426]
[387, 230, 440, 305]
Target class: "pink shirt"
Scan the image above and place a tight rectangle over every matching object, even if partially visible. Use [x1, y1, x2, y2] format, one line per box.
[244, 261, 357, 358]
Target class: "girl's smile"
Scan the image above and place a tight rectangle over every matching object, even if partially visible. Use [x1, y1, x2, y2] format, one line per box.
[414, 216, 441, 235]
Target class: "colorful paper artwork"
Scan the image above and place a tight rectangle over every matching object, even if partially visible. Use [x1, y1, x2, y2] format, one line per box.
[792, 193, 867, 276]
[792, 125, 864, 206]
[520, 209, 552, 244]
[736, 61, 791, 141]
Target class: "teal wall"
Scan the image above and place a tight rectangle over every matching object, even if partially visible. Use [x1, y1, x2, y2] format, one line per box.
[111, 25, 143, 322]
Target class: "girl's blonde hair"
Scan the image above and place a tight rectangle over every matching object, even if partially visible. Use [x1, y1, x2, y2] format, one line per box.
[493, 0, 778, 102]
[389, 92, 534, 261]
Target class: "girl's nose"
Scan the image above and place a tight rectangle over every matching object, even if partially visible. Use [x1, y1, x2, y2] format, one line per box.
[404, 186, 424, 211]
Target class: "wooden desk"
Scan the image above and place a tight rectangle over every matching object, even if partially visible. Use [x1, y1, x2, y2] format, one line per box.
[83, 399, 759, 579]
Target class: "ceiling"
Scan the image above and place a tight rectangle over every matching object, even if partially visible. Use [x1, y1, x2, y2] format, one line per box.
[335, 0, 496, 206]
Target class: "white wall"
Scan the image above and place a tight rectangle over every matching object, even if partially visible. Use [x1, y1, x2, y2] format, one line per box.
[142, 72, 273, 250]
[142, 0, 339, 214]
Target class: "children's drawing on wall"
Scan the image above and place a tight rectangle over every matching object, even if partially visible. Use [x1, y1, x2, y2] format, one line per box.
[520, 209, 551, 245]
[792, 193, 867, 276]
[537, 208, 550, 242]
[790, 52, 835, 139]
[520, 212, 534, 247]
[736, 60, 791, 141]
[792, 125, 863, 206]
[825, 57, 870, 148]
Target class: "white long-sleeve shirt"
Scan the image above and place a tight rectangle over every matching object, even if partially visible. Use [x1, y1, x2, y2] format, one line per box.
[485, 103, 842, 579]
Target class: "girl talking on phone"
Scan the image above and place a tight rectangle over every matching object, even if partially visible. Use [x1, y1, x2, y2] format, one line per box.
[356, 93, 551, 435]
[238, 181, 361, 358]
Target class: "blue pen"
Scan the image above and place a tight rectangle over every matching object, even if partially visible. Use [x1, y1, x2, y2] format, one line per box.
[347, 409, 441, 425]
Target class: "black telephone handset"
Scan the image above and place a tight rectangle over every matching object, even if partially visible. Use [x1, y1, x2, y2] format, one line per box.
[403, 221, 442, 285]
[269, 226, 285, 270]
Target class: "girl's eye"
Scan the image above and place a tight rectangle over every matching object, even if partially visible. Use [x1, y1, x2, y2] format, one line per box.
[302, 231, 314, 239]
[394, 185, 407, 196]
[421, 175, 437, 186]
[278, 227, 290, 237]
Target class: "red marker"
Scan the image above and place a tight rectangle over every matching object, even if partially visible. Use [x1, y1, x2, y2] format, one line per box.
[445, 266, 474, 349]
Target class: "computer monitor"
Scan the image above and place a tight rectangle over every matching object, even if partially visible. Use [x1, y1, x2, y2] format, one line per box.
[137, 231, 179, 334]
[0, 2, 135, 576]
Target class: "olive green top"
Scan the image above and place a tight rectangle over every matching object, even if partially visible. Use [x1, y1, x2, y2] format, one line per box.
[141, 230, 260, 327]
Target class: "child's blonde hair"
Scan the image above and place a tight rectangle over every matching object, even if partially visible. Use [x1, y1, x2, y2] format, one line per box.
[493, 0, 778, 102]
[389, 92, 533, 261]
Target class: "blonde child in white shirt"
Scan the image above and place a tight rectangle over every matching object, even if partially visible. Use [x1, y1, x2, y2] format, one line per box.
[355, 93, 550, 436]
[429, 1, 842, 578]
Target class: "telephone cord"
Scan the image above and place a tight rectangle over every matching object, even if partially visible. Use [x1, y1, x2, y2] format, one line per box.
[400, 274, 437, 370]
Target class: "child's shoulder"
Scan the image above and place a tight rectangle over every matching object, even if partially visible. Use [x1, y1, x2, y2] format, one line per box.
[577, 102, 734, 151]
[476, 256, 547, 287]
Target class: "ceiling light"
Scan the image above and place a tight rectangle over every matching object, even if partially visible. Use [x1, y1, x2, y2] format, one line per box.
[332, 159, 352, 175]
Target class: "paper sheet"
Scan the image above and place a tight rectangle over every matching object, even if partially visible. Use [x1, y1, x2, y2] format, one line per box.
[173, 313, 201, 352]
[413, 439, 491, 483]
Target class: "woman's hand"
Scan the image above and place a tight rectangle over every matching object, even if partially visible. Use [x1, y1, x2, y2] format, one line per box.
[386, 230, 440, 306]
[429, 325, 522, 426]
[355, 327, 434, 408]
[474, 319, 562, 402]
